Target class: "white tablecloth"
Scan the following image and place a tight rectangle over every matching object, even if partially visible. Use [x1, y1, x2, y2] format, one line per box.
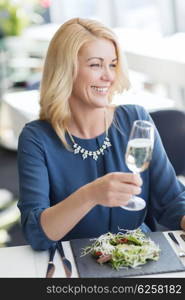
[0, 231, 185, 278]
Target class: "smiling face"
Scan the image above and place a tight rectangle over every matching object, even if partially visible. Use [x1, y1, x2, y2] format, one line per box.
[69, 38, 117, 110]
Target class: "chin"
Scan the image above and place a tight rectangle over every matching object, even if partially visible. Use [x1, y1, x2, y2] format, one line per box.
[93, 98, 109, 108]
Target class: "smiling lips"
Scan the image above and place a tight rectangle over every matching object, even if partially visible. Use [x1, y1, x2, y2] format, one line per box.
[91, 86, 109, 95]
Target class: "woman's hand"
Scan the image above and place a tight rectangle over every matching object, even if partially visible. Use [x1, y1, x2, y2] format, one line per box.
[83, 172, 142, 207]
[40, 172, 142, 241]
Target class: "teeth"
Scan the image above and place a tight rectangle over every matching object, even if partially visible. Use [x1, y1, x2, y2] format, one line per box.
[92, 86, 108, 93]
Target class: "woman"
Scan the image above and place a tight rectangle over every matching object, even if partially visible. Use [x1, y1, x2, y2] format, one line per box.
[17, 18, 185, 251]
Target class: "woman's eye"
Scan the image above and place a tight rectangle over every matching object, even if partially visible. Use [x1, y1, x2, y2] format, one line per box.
[90, 64, 101, 67]
[110, 64, 117, 68]
[89, 63, 117, 68]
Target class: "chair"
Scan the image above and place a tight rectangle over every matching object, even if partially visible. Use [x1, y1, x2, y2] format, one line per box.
[150, 109, 185, 176]
[147, 109, 185, 231]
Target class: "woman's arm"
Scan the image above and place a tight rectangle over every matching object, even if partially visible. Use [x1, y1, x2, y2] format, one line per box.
[40, 172, 142, 241]
[18, 122, 142, 249]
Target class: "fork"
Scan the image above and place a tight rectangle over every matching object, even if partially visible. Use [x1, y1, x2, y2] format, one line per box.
[168, 232, 185, 257]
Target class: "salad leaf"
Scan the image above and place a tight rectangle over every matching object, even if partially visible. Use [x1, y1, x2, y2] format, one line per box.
[81, 229, 160, 270]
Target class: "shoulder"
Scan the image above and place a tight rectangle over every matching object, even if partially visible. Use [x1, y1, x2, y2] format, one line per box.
[113, 104, 150, 129]
[115, 104, 149, 120]
[21, 119, 52, 134]
[18, 119, 60, 153]
[19, 119, 56, 141]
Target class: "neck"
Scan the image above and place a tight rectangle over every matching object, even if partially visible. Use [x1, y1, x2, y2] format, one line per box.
[68, 107, 108, 139]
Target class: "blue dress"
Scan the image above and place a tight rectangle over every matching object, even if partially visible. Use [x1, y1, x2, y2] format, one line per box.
[17, 105, 185, 250]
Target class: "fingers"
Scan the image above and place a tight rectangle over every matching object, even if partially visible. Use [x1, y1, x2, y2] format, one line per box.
[116, 194, 131, 207]
[110, 172, 143, 187]
[103, 172, 142, 207]
[116, 182, 141, 195]
[104, 192, 131, 207]
[91, 172, 143, 208]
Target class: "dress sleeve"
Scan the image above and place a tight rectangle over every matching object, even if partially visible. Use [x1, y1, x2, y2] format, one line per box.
[137, 106, 185, 229]
[17, 125, 56, 250]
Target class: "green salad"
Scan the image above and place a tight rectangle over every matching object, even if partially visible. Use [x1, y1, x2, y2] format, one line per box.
[81, 229, 160, 270]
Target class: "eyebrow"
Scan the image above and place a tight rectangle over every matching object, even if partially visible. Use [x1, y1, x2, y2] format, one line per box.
[87, 57, 118, 62]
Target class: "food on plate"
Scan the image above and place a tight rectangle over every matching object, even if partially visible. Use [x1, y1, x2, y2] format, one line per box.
[81, 229, 160, 270]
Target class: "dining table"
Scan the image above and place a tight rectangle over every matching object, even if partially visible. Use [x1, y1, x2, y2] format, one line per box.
[0, 88, 174, 151]
[114, 28, 185, 110]
[23, 24, 185, 110]
[0, 230, 185, 278]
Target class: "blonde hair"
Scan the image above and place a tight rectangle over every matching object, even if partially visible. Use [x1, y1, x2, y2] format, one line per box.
[39, 17, 130, 149]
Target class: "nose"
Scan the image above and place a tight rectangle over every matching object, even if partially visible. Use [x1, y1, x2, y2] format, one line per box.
[101, 67, 114, 82]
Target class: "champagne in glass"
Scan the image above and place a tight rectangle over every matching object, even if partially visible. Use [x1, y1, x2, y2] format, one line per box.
[122, 120, 154, 211]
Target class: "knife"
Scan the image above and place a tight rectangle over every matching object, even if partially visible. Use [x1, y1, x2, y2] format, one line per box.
[57, 241, 72, 278]
[168, 232, 179, 245]
[168, 232, 185, 257]
[46, 244, 57, 278]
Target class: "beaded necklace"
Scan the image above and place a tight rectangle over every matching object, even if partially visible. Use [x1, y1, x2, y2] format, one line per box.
[67, 111, 112, 161]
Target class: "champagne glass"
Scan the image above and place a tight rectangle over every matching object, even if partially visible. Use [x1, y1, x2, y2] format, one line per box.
[122, 120, 154, 211]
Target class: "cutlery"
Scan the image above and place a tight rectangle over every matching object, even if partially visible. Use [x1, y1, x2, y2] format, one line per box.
[57, 241, 72, 278]
[168, 232, 185, 257]
[46, 244, 57, 278]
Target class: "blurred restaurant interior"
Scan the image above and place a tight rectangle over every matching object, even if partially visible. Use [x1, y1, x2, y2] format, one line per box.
[0, 0, 185, 248]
